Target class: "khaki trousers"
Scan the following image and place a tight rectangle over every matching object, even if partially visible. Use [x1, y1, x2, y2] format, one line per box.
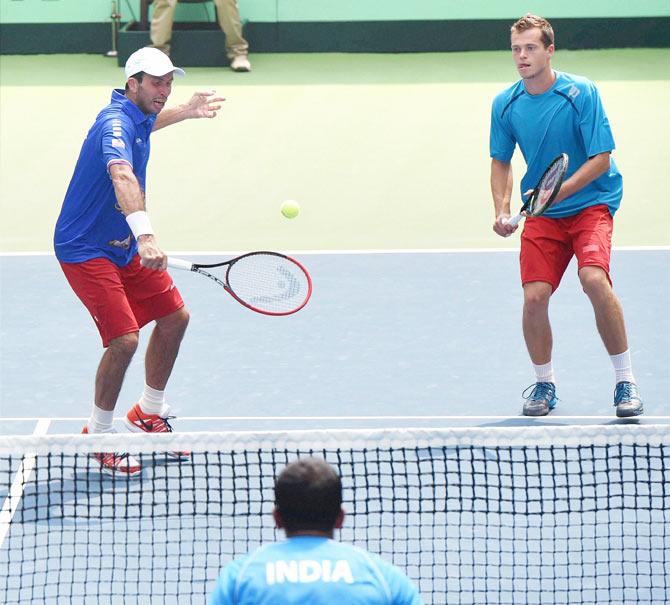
[150, 0, 248, 58]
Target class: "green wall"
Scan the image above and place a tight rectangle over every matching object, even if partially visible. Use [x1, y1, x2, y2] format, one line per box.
[1, 0, 669, 24]
[275, 1, 670, 21]
[2, 0, 668, 54]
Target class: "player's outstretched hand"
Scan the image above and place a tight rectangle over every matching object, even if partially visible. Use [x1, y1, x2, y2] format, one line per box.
[184, 90, 226, 119]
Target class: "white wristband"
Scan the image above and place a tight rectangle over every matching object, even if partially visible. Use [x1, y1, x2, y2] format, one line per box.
[126, 211, 154, 239]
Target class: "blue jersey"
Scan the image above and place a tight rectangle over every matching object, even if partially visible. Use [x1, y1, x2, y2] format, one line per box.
[490, 71, 622, 217]
[209, 536, 423, 605]
[54, 89, 156, 266]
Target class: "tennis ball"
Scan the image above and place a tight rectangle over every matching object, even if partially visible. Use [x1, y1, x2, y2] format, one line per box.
[280, 200, 300, 219]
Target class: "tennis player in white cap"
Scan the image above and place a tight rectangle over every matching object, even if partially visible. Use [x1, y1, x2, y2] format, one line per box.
[54, 47, 225, 475]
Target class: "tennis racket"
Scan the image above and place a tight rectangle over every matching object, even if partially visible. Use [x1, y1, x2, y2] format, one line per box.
[505, 153, 569, 227]
[168, 252, 312, 316]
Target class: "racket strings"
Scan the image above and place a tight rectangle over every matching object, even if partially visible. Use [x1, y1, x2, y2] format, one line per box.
[532, 157, 566, 214]
[535, 186, 554, 209]
[227, 255, 310, 314]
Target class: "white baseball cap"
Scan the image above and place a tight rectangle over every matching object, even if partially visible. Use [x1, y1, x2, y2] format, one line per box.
[125, 47, 186, 79]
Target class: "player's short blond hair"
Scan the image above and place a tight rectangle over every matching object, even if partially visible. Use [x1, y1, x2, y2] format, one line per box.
[511, 14, 555, 48]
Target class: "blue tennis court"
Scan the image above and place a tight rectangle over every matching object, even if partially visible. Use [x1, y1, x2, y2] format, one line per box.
[2, 249, 669, 603]
[1, 249, 668, 428]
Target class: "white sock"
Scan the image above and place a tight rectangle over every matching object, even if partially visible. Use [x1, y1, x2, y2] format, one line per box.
[139, 384, 166, 415]
[610, 350, 635, 384]
[87, 405, 115, 433]
[533, 361, 555, 384]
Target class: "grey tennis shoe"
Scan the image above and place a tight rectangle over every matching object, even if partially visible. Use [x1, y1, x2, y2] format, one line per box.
[614, 381, 643, 417]
[522, 382, 558, 416]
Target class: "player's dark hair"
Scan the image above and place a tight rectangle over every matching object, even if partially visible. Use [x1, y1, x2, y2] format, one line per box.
[124, 71, 145, 92]
[511, 14, 555, 48]
[274, 457, 342, 533]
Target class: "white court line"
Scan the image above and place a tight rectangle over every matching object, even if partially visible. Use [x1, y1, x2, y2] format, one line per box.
[167, 246, 670, 255]
[0, 246, 668, 257]
[0, 418, 51, 548]
[2, 415, 670, 422]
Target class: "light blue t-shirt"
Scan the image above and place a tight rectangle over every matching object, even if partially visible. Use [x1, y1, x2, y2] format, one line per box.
[489, 70, 622, 217]
[209, 536, 424, 605]
[54, 89, 156, 266]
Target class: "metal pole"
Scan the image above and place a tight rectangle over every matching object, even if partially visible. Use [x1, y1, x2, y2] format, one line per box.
[106, 0, 121, 57]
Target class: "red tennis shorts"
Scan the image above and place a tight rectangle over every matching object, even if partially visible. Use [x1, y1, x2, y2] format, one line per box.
[60, 255, 184, 347]
[520, 204, 614, 292]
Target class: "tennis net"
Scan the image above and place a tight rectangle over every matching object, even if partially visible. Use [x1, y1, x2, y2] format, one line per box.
[1, 425, 668, 604]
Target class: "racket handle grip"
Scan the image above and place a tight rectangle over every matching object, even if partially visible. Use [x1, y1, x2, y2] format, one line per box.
[167, 257, 194, 271]
[505, 213, 524, 228]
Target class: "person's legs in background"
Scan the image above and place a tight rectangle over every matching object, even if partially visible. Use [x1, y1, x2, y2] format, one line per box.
[214, 0, 251, 71]
[150, 0, 178, 55]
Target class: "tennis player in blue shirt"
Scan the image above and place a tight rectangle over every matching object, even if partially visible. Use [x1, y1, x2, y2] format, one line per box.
[489, 15, 643, 418]
[209, 457, 423, 605]
[55, 47, 225, 474]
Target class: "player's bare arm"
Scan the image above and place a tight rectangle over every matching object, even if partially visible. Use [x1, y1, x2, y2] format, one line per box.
[153, 91, 226, 131]
[109, 162, 166, 271]
[552, 152, 611, 203]
[109, 162, 144, 214]
[491, 158, 515, 237]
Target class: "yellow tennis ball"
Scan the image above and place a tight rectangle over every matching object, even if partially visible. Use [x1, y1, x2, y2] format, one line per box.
[281, 200, 300, 219]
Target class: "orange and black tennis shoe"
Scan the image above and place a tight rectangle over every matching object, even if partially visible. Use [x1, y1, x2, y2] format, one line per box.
[124, 403, 190, 459]
[81, 426, 142, 477]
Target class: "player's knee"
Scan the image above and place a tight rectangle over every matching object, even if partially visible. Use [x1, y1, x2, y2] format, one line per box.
[523, 285, 551, 312]
[177, 308, 190, 335]
[108, 332, 139, 358]
[579, 267, 609, 298]
[173, 306, 190, 330]
[524, 297, 549, 318]
[158, 307, 190, 336]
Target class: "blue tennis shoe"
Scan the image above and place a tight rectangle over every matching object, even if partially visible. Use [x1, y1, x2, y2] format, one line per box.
[614, 381, 643, 418]
[522, 382, 557, 416]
